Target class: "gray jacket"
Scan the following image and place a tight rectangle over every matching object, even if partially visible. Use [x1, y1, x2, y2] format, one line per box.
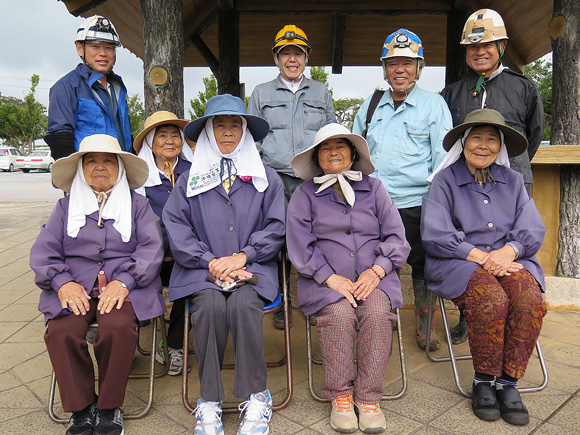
[248, 75, 336, 177]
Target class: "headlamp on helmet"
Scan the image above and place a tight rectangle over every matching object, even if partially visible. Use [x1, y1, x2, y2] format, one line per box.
[460, 9, 508, 45]
[76, 15, 121, 47]
[272, 25, 311, 55]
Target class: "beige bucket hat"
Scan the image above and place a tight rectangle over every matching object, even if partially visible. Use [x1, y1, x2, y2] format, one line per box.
[291, 123, 375, 180]
[443, 109, 527, 157]
[133, 111, 195, 153]
[52, 134, 149, 191]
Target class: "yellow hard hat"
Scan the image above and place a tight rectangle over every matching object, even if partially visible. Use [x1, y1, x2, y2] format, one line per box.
[272, 25, 311, 54]
[460, 9, 508, 45]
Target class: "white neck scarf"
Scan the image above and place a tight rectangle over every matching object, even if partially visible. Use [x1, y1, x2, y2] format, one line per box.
[135, 127, 194, 196]
[427, 127, 510, 183]
[186, 117, 268, 197]
[313, 169, 362, 207]
[67, 156, 133, 242]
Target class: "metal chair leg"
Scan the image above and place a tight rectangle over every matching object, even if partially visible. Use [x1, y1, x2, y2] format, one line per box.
[426, 295, 549, 398]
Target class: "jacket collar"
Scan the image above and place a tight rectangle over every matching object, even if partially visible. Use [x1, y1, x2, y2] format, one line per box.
[380, 84, 421, 109]
[275, 74, 310, 91]
[451, 156, 508, 188]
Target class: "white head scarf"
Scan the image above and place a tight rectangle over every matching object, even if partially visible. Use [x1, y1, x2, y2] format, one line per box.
[186, 116, 268, 197]
[427, 127, 510, 183]
[67, 156, 133, 242]
[135, 126, 194, 196]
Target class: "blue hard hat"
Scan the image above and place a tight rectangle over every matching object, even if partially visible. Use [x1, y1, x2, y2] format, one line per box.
[381, 29, 424, 61]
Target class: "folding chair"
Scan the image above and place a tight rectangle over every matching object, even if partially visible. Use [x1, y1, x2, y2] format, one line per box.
[181, 249, 293, 414]
[48, 315, 169, 423]
[426, 294, 549, 398]
[305, 308, 408, 402]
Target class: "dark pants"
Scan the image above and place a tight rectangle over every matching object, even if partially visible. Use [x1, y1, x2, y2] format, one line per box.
[161, 260, 188, 349]
[398, 206, 425, 280]
[44, 299, 138, 412]
[190, 285, 266, 401]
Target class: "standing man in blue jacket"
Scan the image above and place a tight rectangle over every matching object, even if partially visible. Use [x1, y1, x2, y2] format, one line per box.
[248, 25, 336, 329]
[45, 15, 133, 160]
[352, 29, 452, 351]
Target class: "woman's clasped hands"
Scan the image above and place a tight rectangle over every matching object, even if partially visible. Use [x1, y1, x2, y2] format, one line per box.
[324, 265, 386, 308]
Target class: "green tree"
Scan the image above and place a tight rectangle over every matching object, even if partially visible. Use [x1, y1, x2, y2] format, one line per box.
[524, 58, 552, 140]
[309, 66, 333, 97]
[0, 75, 47, 153]
[127, 94, 146, 139]
[189, 75, 218, 120]
[334, 97, 364, 130]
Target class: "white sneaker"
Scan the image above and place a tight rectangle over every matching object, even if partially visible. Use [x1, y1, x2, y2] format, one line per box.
[193, 399, 223, 435]
[156, 340, 186, 376]
[237, 390, 272, 435]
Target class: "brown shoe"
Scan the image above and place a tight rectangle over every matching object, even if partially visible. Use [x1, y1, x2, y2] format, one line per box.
[355, 401, 386, 433]
[330, 393, 357, 433]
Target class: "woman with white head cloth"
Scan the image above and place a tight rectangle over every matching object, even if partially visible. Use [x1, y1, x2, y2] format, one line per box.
[421, 109, 547, 426]
[162, 94, 285, 435]
[30, 134, 165, 435]
[133, 111, 195, 377]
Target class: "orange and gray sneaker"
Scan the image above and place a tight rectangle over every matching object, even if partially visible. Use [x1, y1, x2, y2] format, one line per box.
[355, 401, 386, 434]
[330, 393, 357, 433]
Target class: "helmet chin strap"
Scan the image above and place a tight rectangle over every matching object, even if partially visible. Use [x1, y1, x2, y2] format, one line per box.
[79, 41, 115, 75]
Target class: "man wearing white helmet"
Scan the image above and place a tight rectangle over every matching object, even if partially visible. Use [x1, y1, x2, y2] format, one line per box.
[353, 29, 452, 352]
[441, 8, 544, 345]
[45, 15, 133, 160]
[248, 25, 336, 329]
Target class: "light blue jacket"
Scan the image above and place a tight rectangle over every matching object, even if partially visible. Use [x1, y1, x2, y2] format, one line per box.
[353, 85, 452, 208]
[248, 75, 336, 176]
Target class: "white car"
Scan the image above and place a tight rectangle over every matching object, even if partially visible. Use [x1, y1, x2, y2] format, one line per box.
[0, 146, 24, 172]
[16, 150, 55, 173]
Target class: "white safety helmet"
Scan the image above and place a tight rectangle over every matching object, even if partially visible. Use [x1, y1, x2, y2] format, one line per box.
[460, 9, 508, 45]
[76, 15, 121, 47]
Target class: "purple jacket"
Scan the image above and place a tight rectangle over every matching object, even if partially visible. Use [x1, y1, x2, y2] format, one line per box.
[421, 157, 546, 300]
[286, 175, 410, 315]
[30, 192, 166, 324]
[162, 166, 285, 302]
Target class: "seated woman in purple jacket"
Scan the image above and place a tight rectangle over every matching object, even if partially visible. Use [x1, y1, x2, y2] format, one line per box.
[30, 134, 165, 435]
[133, 111, 194, 377]
[286, 123, 410, 434]
[421, 109, 547, 426]
[162, 94, 285, 435]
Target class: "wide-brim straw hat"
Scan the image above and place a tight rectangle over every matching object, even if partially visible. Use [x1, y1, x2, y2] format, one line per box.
[52, 134, 149, 192]
[291, 123, 375, 180]
[443, 108, 528, 158]
[184, 94, 270, 142]
[133, 110, 195, 153]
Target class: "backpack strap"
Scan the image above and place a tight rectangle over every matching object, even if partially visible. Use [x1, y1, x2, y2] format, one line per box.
[361, 90, 385, 138]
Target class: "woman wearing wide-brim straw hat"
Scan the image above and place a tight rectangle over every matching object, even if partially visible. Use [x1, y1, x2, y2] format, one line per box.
[286, 123, 410, 434]
[30, 134, 165, 435]
[133, 110, 195, 377]
[421, 109, 546, 426]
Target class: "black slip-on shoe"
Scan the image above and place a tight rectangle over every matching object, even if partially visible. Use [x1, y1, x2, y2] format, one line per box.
[497, 385, 529, 425]
[471, 382, 500, 421]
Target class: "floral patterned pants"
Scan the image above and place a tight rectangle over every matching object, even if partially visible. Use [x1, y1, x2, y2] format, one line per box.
[452, 267, 547, 379]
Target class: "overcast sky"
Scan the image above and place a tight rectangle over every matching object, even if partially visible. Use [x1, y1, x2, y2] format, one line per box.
[0, 0, 450, 114]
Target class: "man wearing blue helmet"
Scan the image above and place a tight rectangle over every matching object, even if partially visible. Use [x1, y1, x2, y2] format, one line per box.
[353, 29, 452, 351]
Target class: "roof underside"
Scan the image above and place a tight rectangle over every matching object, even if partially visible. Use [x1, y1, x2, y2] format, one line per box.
[59, 0, 553, 69]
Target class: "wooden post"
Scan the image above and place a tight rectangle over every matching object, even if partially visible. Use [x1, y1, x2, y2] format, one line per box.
[551, 0, 580, 277]
[140, 0, 184, 117]
[217, 8, 241, 97]
[444, 2, 471, 85]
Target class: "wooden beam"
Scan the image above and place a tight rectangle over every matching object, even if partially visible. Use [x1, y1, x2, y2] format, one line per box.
[217, 8, 241, 96]
[184, 8, 219, 49]
[216, 0, 234, 11]
[70, 0, 109, 16]
[238, 9, 448, 16]
[332, 14, 346, 74]
[189, 34, 220, 75]
[445, 1, 471, 84]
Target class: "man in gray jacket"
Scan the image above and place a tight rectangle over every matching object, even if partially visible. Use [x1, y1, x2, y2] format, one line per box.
[248, 24, 336, 328]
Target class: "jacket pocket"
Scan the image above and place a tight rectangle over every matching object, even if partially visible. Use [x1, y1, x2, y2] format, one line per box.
[303, 101, 326, 131]
[261, 100, 289, 129]
[403, 120, 430, 155]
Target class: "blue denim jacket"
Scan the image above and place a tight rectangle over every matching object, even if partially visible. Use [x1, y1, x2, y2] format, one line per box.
[248, 75, 336, 176]
[353, 85, 452, 208]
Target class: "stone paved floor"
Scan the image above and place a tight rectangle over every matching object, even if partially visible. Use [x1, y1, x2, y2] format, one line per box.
[1, 202, 579, 434]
